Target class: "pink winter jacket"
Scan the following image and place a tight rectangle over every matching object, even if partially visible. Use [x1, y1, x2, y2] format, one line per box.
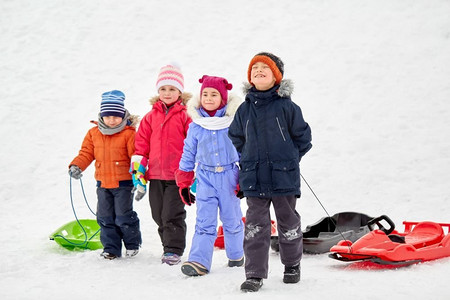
[134, 94, 192, 180]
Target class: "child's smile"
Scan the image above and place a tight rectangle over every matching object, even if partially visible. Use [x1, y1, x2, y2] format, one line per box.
[159, 85, 181, 106]
[201, 87, 222, 112]
[251, 62, 276, 90]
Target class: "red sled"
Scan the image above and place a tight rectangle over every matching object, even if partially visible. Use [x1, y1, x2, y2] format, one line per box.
[214, 217, 277, 249]
[329, 215, 450, 267]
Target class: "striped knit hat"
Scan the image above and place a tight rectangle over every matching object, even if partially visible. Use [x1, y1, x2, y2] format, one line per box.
[156, 64, 184, 93]
[247, 52, 284, 85]
[100, 90, 126, 118]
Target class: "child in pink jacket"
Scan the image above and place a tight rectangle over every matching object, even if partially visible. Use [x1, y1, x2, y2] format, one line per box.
[130, 65, 192, 265]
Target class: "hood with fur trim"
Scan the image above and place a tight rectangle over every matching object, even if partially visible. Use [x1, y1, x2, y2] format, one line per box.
[242, 79, 294, 98]
[187, 93, 242, 120]
[149, 92, 192, 106]
[127, 114, 140, 127]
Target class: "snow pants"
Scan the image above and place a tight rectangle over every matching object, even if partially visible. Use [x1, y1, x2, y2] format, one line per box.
[244, 195, 302, 279]
[188, 166, 244, 271]
[96, 183, 141, 257]
[148, 179, 187, 256]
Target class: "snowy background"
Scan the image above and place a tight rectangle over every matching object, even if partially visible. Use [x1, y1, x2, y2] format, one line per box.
[1, 0, 450, 299]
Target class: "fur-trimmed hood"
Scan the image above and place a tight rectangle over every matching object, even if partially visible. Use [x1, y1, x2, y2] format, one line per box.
[186, 93, 242, 120]
[149, 92, 192, 106]
[242, 79, 294, 98]
[127, 114, 140, 127]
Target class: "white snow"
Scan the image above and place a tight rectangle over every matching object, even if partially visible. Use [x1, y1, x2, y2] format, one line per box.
[1, 0, 450, 299]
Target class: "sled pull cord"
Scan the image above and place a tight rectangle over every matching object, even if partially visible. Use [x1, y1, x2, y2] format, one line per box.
[301, 174, 353, 252]
[76, 175, 96, 216]
[53, 175, 99, 247]
[69, 175, 98, 242]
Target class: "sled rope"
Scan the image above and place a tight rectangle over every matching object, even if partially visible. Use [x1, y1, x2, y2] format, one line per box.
[301, 174, 353, 252]
[78, 176, 96, 216]
[53, 175, 99, 248]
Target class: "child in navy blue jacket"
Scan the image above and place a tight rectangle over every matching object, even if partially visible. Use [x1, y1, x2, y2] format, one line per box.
[228, 52, 312, 292]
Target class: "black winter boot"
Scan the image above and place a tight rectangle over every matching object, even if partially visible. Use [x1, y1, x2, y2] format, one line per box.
[240, 278, 263, 292]
[228, 256, 244, 267]
[283, 264, 300, 283]
[100, 252, 118, 260]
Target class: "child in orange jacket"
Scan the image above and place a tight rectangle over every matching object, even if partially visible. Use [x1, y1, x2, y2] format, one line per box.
[69, 90, 142, 260]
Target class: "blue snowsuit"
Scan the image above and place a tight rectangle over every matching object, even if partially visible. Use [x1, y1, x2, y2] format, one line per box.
[179, 94, 244, 271]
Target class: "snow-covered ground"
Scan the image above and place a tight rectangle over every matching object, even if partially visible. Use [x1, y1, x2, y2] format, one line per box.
[1, 0, 450, 299]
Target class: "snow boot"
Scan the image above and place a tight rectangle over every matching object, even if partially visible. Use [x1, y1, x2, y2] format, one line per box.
[161, 252, 181, 265]
[283, 264, 300, 283]
[228, 256, 244, 267]
[126, 249, 139, 257]
[100, 252, 118, 260]
[181, 261, 209, 276]
[240, 278, 263, 292]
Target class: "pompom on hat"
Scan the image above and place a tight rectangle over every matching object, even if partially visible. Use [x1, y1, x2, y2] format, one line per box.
[100, 90, 126, 118]
[156, 64, 184, 93]
[247, 52, 284, 85]
[199, 75, 233, 105]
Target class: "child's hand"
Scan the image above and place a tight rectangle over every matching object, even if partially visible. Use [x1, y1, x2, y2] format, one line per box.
[235, 184, 244, 199]
[179, 188, 196, 206]
[130, 156, 147, 200]
[131, 172, 147, 201]
[68, 165, 82, 179]
[132, 172, 147, 187]
[174, 169, 195, 188]
[132, 184, 146, 201]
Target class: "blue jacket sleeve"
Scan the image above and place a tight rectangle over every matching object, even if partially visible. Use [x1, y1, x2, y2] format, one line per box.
[228, 108, 245, 154]
[179, 123, 198, 172]
[288, 102, 312, 158]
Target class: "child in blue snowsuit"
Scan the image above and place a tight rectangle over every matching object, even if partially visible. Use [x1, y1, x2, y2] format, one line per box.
[175, 75, 244, 276]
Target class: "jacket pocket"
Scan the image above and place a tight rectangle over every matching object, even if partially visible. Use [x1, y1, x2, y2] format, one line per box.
[94, 161, 102, 179]
[239, 161, 258, 191]
[271, 159, 299, 191]
[114, 160, 130, 178]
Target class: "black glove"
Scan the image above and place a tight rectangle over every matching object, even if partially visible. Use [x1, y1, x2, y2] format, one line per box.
[69, 165, 82, 179]
[179, 188, 196, 206]
[235, 184, 244, 199]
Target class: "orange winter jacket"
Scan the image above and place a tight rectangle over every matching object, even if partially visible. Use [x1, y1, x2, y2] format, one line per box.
[69, 121, 136, 188]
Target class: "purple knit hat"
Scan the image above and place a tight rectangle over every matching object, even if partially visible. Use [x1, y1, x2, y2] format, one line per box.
[199, 75, 233, 105]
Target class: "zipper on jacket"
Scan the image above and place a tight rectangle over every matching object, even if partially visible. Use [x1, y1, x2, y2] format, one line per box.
[245, 120, 249, 140]
[276, 117, 286, 142]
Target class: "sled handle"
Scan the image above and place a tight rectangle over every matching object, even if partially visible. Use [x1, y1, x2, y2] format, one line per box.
[368, 215, 395, 235]
[403, 221, 450, 234]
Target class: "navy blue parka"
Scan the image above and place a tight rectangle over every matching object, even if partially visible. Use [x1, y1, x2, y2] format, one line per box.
[228, 79, 312, 198]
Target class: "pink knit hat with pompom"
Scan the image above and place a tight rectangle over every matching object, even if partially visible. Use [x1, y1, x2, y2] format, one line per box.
[199, 75, 233, 105]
